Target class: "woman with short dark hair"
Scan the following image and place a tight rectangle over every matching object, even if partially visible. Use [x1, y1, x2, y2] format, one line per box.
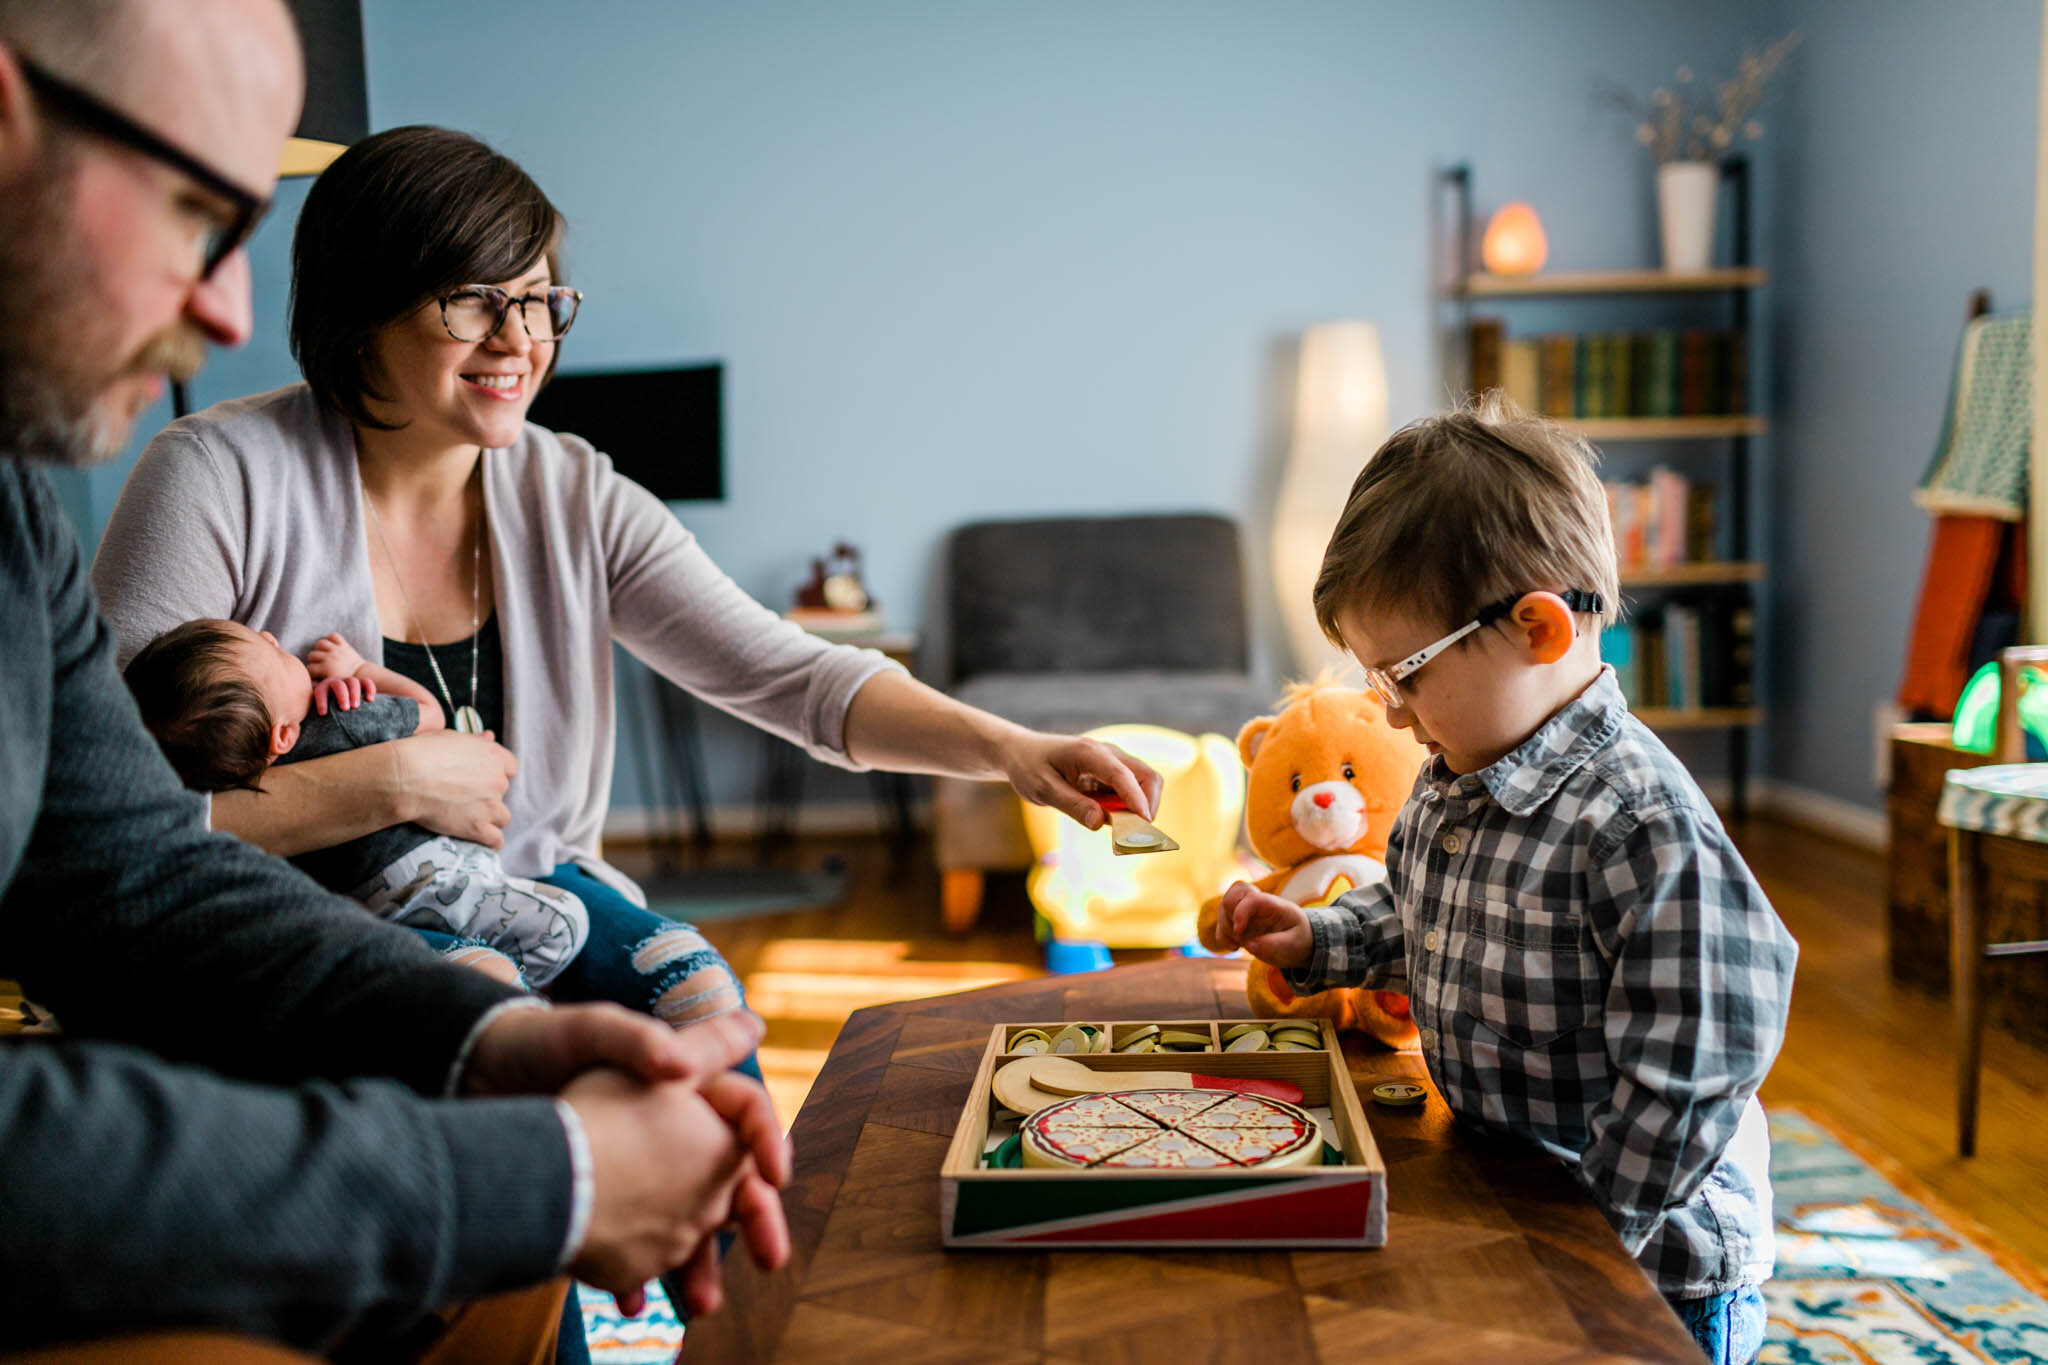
[93, 125, 1160, 1019]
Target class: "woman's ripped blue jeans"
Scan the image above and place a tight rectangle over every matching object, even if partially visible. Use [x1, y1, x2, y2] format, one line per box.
[539, 862, 761, 1081]
[409, 862, 760, 1082]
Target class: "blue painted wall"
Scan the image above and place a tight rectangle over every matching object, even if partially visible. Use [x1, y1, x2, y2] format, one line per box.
[1767, 0, 2039, 812]
[353, 0, 1765, 817]
[85, 1, 2014, 829]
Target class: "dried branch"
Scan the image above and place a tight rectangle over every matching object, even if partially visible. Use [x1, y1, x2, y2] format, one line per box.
[1593, 33, 1800, 164]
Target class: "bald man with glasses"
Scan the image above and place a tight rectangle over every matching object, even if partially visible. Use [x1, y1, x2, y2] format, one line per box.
[0, 3, 788, 1359]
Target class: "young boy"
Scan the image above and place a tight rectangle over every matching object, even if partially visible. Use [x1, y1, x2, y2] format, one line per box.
[1214, 394, 1796, 1364]
[123, 619, 588, 986]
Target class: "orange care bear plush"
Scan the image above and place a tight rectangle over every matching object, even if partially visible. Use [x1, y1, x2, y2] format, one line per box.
[1197, 680, 1427, 1049]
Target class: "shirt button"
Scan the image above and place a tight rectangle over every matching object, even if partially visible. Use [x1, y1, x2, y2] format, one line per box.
[1418, 1026, 1438, 1051]
[1422, 790, 1440, 804]
[1441, 833, 1462, 855]
[1423, 930, 1440, 952]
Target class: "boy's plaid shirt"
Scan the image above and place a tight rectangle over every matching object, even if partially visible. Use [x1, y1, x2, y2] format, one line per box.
[1286, 667, 1798, 1297]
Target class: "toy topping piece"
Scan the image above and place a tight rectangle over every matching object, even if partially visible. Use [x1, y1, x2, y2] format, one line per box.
[1116, 1025, 1162, 1053]
[1212, 1022, 1329, 1052]
[1007, 1027, 1053, 1054]
[1371, 1080, 1428, 1108]
[1050, 1024, 1094, 1054]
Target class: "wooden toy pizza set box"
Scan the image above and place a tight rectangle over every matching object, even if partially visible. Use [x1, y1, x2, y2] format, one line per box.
[940, 1018, 1387, 1250]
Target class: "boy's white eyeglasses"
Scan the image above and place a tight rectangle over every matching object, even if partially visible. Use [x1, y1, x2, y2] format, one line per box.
[1361, 589, 1605, 708]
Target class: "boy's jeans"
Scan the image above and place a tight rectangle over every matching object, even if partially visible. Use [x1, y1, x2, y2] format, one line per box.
[1671, 1284, 1766, 1365]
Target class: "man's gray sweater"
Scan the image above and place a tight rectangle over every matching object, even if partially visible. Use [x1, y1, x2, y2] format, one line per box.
[0, 460, 575, 1350]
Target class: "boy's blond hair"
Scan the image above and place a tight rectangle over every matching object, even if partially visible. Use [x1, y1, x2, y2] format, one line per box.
[1313, 391, 1621, 646]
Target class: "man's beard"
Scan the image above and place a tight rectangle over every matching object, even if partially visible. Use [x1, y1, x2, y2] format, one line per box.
[0, 160, 208, 469]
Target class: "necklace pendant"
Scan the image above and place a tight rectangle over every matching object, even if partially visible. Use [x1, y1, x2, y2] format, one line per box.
[455, 705, 485, 735]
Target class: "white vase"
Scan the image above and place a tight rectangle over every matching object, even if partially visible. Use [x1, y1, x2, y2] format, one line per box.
[1657, 160, 1718, 273]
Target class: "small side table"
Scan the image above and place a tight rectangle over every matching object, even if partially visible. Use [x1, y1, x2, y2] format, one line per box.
[757, 628, 920, 862]
[1939, 763, 2048, 1155]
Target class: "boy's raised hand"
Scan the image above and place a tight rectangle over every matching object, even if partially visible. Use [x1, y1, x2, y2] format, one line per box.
[1214, 881, 1314, 969]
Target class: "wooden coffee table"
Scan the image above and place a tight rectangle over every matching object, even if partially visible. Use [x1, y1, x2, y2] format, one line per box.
[682, 958, 1704, 1362]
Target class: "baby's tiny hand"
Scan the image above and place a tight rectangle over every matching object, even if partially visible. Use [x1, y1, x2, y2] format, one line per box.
[307, 632, 368, 681]
[311, 675, 375, 716]
[1215, 881, 1314, 970]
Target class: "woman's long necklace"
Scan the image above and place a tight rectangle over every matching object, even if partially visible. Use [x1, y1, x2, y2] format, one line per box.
[363, 469, 486, 735]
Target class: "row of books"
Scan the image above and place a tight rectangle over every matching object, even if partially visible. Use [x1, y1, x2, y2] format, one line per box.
[1600, 592, 1756, 712]
[1470, 321, 1749, 419]
[1607, 469, 1717, 570]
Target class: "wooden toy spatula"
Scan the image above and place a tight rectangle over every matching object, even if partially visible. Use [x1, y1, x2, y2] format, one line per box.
[1093, 792, 1179, 855]
[1018, 1055, 1304, 1104]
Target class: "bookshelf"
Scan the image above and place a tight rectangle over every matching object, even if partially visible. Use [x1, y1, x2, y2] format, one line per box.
[1461, 268, 1768, 298]
[1620, 561, 1764, 589]
[1574, 417, 1767, 441]
[1634, 707, 1764, 732]
[1438, 160, 1764, 818]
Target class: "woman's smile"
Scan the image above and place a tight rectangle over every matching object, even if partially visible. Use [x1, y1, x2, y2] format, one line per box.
[461, 371, 526, 401]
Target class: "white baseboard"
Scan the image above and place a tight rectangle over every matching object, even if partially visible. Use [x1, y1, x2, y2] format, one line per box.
[603, 797, 929, 844]
[1699, 776, 1886, 851]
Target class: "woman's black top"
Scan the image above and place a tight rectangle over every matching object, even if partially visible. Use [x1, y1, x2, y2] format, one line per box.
[381, 613, 506, 736]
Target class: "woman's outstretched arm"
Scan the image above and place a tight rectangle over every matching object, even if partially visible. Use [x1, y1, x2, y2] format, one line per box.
[841, 668, 1162, 828]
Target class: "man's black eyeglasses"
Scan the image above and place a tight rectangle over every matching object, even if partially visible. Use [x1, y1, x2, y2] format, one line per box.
[18, 56, 269, 281]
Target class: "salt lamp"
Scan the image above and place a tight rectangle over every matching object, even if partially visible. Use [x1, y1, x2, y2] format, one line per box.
[1482, 201, 1548, 275]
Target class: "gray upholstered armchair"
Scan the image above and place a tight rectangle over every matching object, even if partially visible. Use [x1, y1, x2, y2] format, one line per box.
[933, 513, 1270, 930]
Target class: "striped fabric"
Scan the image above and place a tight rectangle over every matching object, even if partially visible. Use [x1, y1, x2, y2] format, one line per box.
[1938, 764, 2048, 842]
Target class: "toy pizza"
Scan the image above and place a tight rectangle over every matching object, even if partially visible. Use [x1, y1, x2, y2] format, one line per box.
[1020, 1088, 1322, 1170]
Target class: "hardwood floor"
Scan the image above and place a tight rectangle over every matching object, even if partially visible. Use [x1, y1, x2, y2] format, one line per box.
[1737, 820, 2048, 1269]
[613, 817, 2048, 1274]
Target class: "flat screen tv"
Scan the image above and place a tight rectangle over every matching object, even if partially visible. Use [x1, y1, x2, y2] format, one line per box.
[526, 362, 723, 502]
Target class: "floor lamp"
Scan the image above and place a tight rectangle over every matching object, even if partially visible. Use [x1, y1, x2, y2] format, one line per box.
[1273, 321, 1388, 679]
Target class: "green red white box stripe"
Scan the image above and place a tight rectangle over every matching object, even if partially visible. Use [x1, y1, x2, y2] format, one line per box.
[942, 1170, 1385, 1249]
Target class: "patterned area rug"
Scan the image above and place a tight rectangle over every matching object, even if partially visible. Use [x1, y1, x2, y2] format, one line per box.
[577, 1108, 2048, 1364]
[1765, 1108, 2048, 1363]
[579, 1281, 682, 1364]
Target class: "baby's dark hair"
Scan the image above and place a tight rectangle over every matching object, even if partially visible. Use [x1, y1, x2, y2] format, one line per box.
[123, 620, 272, 793]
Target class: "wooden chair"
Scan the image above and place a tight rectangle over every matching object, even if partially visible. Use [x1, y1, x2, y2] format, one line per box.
[1941, 645, 2048, 1155]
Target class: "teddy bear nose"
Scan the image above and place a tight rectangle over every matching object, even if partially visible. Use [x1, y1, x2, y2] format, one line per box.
[1313, 791, 1335, 809]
